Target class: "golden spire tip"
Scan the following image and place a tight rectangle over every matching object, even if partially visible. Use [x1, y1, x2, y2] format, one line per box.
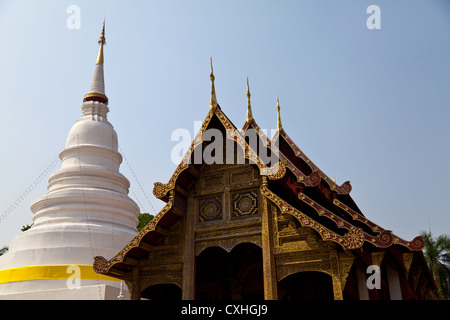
[246, 77, 253, 124]
[99, 20, 106, 44]
[96, 21, 106, 64]
[276, 94, 282, 132]
[246, 77, 250, 97]
[209, 57, 217, 111]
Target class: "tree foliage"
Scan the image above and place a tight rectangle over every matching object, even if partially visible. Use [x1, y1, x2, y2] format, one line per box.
[137, 213, 154, 232]
[0, 224, 32, 256]
[421, 231, 450, 300]
[21, 224, 33, 232]
[0, 246, 8, 256]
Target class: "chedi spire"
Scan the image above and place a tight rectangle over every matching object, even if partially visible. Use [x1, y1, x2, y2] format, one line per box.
[0, 23, 139, 300]
[84, 21, 108, 104]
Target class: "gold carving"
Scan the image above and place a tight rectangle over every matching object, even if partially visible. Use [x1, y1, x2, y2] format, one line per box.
[232, 190, 259, 217]
[338, 253, 354, 289]
[371, 251, 385, 267]
[198, 196, 222, 222]
[403, 253, 414, 278]
[342, 227, 364, 250]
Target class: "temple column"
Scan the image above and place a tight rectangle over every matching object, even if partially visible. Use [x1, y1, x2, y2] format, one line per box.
[332, 276, 343, 300]
[387, 265, 403, 300]
[182, 195, 196, 299]
[131, 267, 141, 300]
[356, 265, 370, 300]
[329, 251, 343, 300]
[261, 190, 278, 300]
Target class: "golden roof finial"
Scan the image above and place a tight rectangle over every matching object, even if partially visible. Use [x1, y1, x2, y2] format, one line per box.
[276, 94, 283, 132]
[209, 57, 218, 111]
[96, 20, 106, 64]
[246, 77, 253, 124]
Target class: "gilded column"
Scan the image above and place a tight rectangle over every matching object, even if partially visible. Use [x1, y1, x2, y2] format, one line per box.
[329, 251, 344, 300]
[130, 267, 141, 300]
[261, 184, 278, 300]
[182, 195, 196, 299]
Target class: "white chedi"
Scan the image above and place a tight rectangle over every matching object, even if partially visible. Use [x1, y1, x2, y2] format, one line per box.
[0, 23, 139, 299]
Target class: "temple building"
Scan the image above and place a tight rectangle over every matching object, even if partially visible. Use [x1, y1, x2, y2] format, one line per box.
[0, 23, 438, 300]
[93, 61, 438, 300]
[0, 23, 139, 299]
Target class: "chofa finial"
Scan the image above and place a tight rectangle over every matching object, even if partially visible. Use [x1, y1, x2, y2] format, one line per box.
[246, 77, 253, 124]
[276, 94, 282, 132]
[209, 57, 218, 111]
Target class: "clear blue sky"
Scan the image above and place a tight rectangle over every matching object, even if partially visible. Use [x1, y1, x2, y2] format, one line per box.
[0, 0, 449, 246]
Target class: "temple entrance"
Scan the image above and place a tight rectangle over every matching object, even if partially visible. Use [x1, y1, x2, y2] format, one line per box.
[195, 243, 264, 300]
[141, 283, 182, 300]
[277, 271, 333, 300]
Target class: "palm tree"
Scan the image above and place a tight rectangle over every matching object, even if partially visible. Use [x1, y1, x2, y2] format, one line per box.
[421, 231, 450, 299]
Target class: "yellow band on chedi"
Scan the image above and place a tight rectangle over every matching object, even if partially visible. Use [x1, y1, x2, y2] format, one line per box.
[0, 265, 119, 284]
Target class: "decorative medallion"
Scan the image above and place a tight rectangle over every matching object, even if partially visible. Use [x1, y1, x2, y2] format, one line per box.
[198, 196, 222, 222]
[342, 227, 364, 249]
[232, 190, 258, 217]
[153, 182, 167, 199]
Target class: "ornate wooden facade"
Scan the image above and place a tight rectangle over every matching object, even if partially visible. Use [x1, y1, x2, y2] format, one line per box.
[94, 69, 438, 300]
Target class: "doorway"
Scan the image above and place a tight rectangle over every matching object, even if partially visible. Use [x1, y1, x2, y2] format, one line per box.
[278, 271, 334, 300]
[195, 243, 264, 300]
[141, 283, 182, 300]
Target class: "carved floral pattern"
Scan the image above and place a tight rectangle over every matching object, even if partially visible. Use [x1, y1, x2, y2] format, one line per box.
[232, 190, 259, 217]
[262, 185, 423, 251]
[342, 227, 364, 249]
[332, 198, 424, 250]
[199, 196, 222, 222]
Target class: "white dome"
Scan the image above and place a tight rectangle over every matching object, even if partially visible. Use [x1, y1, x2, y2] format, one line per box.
[0, 99, 140, 299]
[0, 23, 138, 299]
[66, 101, 117, 151]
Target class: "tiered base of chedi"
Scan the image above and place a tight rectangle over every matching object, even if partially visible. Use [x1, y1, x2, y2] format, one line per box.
[93, 65, 438, 300]
[0, 23, 139, 300]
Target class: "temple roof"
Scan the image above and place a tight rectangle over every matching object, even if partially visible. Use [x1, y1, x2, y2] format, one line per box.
[93, 63, 425, 278]
[240, 91, 424, 252]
